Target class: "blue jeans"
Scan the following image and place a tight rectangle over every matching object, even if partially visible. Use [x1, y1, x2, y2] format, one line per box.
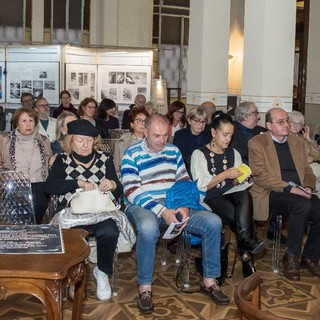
[125, 201, 222, 285]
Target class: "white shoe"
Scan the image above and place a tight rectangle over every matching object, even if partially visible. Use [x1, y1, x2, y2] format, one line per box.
[93, 267, 112, 301]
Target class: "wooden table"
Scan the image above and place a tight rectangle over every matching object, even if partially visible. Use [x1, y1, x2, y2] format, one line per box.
[0, 228, 89, 320]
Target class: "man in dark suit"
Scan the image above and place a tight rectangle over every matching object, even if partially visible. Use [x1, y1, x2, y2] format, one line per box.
[248, 107, 320, 281]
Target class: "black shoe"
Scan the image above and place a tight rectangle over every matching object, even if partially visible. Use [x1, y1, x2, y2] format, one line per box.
[241, 252, 256, 278]
[243, 239, 268, 255]
[137, 291, 154, 314]
[199, 281, 230, 305]
[300, 256, 320, 277]
[282, 252, 300, 281]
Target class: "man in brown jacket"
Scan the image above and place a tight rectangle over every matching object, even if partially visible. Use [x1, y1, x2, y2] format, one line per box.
[248, 107, 320, 281]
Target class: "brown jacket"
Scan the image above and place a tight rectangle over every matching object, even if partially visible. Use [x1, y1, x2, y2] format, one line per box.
[248, 132, 315, 221]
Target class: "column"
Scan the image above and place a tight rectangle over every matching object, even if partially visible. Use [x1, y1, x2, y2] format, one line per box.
[90, 0, 152, 48]
[241, 0, 296, 112]
[187, 0, 231, 107]
[31, 0, 44, 43]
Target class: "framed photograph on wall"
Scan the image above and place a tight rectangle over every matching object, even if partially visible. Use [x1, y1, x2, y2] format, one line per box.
[6, 62, 60, 104]
[0, 62, 4, 102]
[98, 65, 151, 104]
[66, 64, 97, 104]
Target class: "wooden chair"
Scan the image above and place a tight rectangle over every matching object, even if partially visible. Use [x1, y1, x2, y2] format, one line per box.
[234, 272, 289, 320]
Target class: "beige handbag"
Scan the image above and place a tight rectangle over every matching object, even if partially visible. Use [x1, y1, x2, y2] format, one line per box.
[69, 189, 118, 214]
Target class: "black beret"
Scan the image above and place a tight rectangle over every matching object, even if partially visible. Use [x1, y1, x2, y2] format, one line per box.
[67, 119, 99, 137]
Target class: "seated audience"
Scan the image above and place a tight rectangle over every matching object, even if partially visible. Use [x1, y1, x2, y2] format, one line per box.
[34, 97, 57, 141]
[121, 94, 146, 129]
[50, 111, 78, 155]
[114, 107, 148, 172]
[0, 107, 52, 223]
[78, 97, 108, 138]
[200, 101, 216, 132]
[121, 114, 229, 314]
[97, 98, 119, 135]
[191, 112, 267, 278]
[145, 101, 158, 116]
[53, 90, 78, 118]
[45, 119, 126, 301]
[249, 107, 320, 281]
[166, 101, 187, 143]
[288, 111, 320, 191]
[173, 107, 211, 171]
[230, 101, 266, 165]
[21, 92, 35, 109]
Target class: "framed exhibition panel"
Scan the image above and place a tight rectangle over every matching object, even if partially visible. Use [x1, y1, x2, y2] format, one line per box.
[6, 62, 60, 104]
[97, 65, 151, 103]
[65, 64, 97, 104]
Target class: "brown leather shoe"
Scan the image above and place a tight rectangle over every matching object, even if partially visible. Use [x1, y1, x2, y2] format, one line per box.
[199, 281, 230, 305]
[300, 256, 320, 277]
[282, 252, 300, 281]
[137, 291, 154, 314]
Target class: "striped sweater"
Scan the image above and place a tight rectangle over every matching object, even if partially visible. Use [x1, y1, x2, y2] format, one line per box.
[121, 139, 189, 216]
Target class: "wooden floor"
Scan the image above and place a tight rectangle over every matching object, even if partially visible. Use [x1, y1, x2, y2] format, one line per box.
[1, 224, 320, 320]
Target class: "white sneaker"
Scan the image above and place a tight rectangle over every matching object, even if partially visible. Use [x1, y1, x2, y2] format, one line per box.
[93, 267, 112, 301]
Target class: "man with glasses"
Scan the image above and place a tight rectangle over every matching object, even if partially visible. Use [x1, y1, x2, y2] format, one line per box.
[248, 107, 320, 281]
[230, 101, 266, 165]
[21, 93, 35, 109]
[34, 97, 57, 141]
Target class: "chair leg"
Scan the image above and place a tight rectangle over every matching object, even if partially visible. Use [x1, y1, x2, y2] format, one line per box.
[111, 250, 119, 296]
[182, 231, 191, 289]
[272, 215, 282, 273]
[175, 235, 184, 264]
[160, 238, 167, 266]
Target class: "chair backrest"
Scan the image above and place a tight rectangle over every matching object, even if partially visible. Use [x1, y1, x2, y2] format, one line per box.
[0, 170, 35, 225]
[234, 272, 289, 320]
[108, 129, 130, 139]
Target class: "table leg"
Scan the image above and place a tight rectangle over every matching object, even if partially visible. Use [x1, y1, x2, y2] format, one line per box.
[72, 263, 86, 320]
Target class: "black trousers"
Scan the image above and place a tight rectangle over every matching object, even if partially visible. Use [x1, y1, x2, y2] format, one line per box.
[76, 219, 119, 275]
[205, 190, 255, 253]
[31, 182, 50, 224]
[269, 192, 320, 260]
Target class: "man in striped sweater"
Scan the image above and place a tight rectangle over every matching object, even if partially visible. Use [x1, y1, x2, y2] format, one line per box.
[121, 114, 229, 314]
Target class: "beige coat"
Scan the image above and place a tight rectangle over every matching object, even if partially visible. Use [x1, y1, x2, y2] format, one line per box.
[248, 132, 315, 221]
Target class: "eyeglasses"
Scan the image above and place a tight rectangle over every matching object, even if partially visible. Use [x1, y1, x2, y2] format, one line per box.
[191, 118, 207, 125]
[174, 110, 185, 115]
[85, 106, 97, 110]
[273, 119, 289, 126]
[37, 104, 49, 108]
[134, 118, 146, 124]
[289, 120, 303, 127]
[250, 111, 260, 116]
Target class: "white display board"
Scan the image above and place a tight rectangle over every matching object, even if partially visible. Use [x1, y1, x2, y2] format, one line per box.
[65, 64, 97, 104]
[6, 62, 60, 104]
[97, 65, 151, 103]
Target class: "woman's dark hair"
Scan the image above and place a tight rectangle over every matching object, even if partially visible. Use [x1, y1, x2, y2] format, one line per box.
[211, 111, 234, 130]
[97, 98, 116, 120]
[166, 100, 187, 126]
[128, 107, 149, 124]
[59, 90, 71, 99]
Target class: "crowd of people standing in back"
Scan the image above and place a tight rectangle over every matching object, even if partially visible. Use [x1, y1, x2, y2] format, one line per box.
[1, 91, 320, 314]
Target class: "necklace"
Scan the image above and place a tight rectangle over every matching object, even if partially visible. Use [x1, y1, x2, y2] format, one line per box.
[209, 142, 227, 188]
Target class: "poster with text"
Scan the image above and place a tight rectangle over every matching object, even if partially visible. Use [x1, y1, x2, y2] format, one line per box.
[6, 62, 60, 104]
[98, 65, 151, 104]
[66, 64, 97, 105]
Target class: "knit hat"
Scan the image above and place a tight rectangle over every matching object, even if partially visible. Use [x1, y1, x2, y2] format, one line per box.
[67, 119, 99, 137]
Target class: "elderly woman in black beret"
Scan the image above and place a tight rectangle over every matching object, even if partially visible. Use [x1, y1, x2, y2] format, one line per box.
[45, 119, 134, 301]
